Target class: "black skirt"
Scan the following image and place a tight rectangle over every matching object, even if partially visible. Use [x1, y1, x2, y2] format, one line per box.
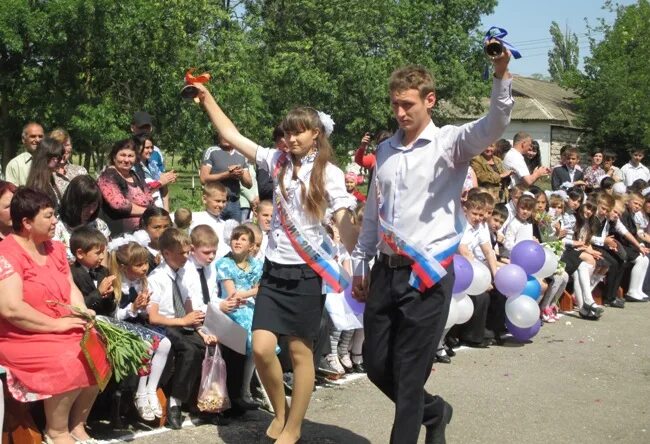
[252, 260, 325, 341]
[561, 246, 582, 275]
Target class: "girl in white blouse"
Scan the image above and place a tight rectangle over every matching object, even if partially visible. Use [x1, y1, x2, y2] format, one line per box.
[192, 82, 357, 444]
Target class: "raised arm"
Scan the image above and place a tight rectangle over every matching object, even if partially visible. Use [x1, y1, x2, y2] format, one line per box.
[193, 83, 259, 163]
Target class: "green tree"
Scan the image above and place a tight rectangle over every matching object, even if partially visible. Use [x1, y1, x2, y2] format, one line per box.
[547, 21, 580, 87]
[577, 0, 650, 151]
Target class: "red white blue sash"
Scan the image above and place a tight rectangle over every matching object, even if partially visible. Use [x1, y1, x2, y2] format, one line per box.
[272, 152, 350, 293]
[378, 216, 461, 292]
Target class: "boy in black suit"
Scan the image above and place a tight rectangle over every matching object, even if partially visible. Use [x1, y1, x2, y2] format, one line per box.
[551, 146, 586, 191]
[70, 226, 116, 316]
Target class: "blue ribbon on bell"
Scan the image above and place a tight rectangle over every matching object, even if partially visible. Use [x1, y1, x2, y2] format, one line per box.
[484, 26, 522, 59]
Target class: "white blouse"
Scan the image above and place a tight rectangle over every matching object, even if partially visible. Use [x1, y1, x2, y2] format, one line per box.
[255, 146, 356, 265]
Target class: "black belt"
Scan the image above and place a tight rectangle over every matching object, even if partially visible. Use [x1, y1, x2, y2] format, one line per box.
[377, 253, 413, 268]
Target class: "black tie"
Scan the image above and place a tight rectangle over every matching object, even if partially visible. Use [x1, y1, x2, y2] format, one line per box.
[197, 267, 210, 305]
[171, 275, 186, 318]
[120, 286, 138, 309]
[88, 268, 99, 281]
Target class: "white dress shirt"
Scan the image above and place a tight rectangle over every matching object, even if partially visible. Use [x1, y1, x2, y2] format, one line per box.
[352, 77, 514, 276]
[503, 148, 529, 187]
[502, 218, 533, 253]
[190, 211, 233, 259]
[254, 146, 356, 265]
[182, 254, 220, 313]
[115, 274, 148, 321]
[461, 222, 491, 264]
[148, 261, 189, 319]
[621, 162, 650, 187]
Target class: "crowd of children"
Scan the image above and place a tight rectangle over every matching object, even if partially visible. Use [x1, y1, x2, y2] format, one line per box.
[435, 145, 650, 364]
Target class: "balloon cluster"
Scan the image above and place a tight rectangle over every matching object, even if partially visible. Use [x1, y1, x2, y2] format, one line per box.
[447, 241, 559, 341]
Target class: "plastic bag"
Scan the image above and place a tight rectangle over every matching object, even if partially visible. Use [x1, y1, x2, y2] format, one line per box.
[197, 346, 230, 413]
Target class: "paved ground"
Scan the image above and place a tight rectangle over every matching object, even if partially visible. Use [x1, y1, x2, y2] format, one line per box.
[92, 302, 650, 443]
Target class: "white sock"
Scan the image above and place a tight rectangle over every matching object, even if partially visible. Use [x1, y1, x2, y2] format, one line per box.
[169, 396, 181, 408]
[136, 376, 147, 396]
[572, 271, 584, 308]
[146, 337, 171, 394]
[629, 255, 649, 299]
[578, 263, 595, 306]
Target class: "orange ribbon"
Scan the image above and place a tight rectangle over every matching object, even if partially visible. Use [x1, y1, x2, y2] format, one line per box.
[185, 68, 211, 85]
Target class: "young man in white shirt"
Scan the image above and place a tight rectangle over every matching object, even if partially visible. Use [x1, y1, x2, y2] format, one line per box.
[147, 228, 216, 429]
[351, 47, 514, 444]
[190, 181, 236, 259]
[621, 148, 650, 187]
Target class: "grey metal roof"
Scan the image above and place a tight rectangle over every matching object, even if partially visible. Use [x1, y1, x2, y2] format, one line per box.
[441, 75, 578, 125]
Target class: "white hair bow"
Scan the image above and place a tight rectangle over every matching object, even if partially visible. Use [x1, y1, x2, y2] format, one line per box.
[107, 231, 150, 252]
[317, 111, 335, 137]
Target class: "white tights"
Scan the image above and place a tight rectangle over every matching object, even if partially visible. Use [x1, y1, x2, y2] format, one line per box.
[136, 337, 171, 396]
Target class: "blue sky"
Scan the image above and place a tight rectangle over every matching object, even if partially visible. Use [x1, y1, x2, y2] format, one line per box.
[481, 0, 638, 76]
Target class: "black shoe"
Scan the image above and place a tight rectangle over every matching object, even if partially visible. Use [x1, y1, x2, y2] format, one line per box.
[445, 336, 460, 349]
[625, 294, 648, 302]
[425, 401, 453, 444]
[608, 298, 625, 308]
[222, 404, 247, 419]
[283, 372, 294, 395]
[436, 354, 451, 364]
[460, 339, 491, 348]
[317, 357, 340, 376]
[232, 397, 260, 411]
[352, 362, 366, 373]
[166, 405, 183, 430]
[444, 345, 456, 357]
[192, 412, 231, 426]
[578, 307, 600, 320]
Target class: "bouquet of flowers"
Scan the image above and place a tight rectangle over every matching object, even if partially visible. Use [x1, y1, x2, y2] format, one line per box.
[535, 211, 558, 244]
[48, 302, 153, 388]
[542, 239, 566, 275]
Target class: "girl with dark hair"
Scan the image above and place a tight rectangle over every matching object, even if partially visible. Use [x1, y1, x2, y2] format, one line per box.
[194, 83, 357, 443]
[133, 135, 177, 210]
[0, 181, 17, 240]
[525, 140, 542, 173]
[54, 175, 111, 262]
[97, 139, 153, 236]
[25, 137, 65, 209]
[133, 206, 172, 272]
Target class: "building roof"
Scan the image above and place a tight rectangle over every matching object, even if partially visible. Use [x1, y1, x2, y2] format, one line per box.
[442, 75, 579, 126]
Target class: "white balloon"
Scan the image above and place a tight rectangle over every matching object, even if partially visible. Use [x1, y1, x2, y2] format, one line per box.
[505, 295, 541, 328]
[455, 295, 475, 325]
[445, 297, 459, 329]
[533, 247, 559, 279]
[466, 260, 492, 295]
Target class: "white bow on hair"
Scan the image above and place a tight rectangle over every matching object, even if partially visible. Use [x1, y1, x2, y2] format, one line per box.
[317, 111, 335, 137]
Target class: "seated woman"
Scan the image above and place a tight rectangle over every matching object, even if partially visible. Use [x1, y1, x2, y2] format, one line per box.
[97, 138, 154, 236]
[0, 181, 17, 241]
[26, 137, 65, 210]
[49, 128, 88, 195]
[0, 187, 101, 444]
[133, 135, 176, 211]
[54, 175, 111, 262]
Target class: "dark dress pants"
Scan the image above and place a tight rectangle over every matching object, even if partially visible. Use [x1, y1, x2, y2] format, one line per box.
[457, 292, 490, 343]
[594, 246, 625, 303]
[165, 327, 206, 403]
[363, 260, 454, 444]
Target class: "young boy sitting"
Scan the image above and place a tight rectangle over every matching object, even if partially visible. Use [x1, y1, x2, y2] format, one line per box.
[183, 224, 221, 313]
[190, 182, 236, 259]
[147, 228, 217, 429]
[488, 203, 508, 262]
[70, 226, 116, 316]
[455, 192, 498, 348]
[252, 199, 273, 261]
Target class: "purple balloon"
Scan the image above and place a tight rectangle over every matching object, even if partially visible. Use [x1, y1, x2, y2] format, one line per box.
[510, 240, 546, 275]
[452, 255, 474, 294]
[494, 264, 527, 297]
[505, 318, 542, 342]
[344, 286, 365, 314]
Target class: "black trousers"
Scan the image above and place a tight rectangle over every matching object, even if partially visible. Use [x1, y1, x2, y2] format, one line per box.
[363, 261, 454, 444]
[220, 345, 246, 401]
[165, 327, 206, 403]
[456, 292, 490, 343]
[486, 289, 507, 335]
[594, 246, 625, 303]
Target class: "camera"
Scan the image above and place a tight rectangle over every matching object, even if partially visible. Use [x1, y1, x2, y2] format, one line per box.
[484, 40, 503, 58]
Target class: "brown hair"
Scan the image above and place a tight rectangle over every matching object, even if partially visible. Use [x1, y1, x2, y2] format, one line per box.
[203, 181, 227, 196]
[548, 195, 565, 209]
[48, 128, 70, 144]
[279, 107, 334, 220]
[230, 224, 254, 243]
[174, 207, 192, 230]
[108, 241, 150, 305]
[190, 224, 219, 248]
[389, 65, 435, 99]
[159, 227, 192, 252]
[517, 195, 536, 211]
[70, 226, 108, 254]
